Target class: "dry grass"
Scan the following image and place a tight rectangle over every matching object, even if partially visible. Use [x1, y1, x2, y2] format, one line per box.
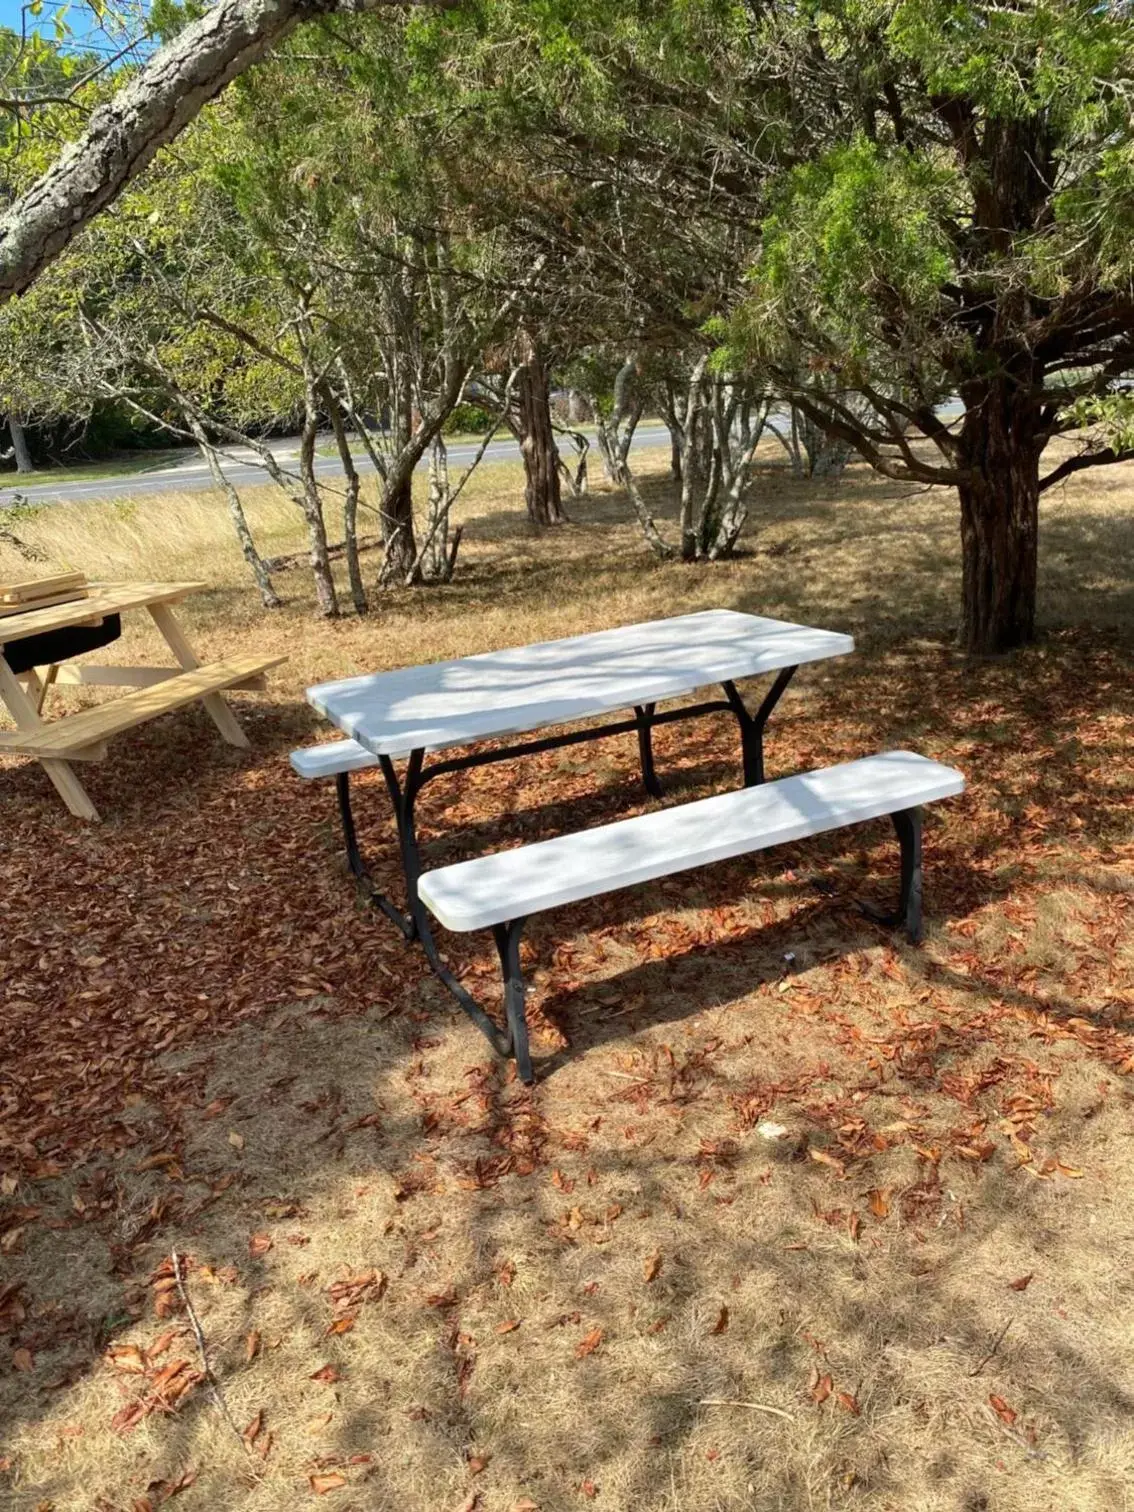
[0, 446, 1132, 1512]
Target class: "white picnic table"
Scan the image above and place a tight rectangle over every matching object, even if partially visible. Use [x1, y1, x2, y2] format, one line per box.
[305, 609, 851, 991]
[309, 608, 852, 758]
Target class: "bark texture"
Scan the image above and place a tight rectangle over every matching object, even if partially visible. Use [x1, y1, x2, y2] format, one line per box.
[7, 417, 34, 473]
[0, 0, 439, 304]
[515, 341, 565, 527]
[185, 412, 281, 609]
[957, 384, 1040, 655]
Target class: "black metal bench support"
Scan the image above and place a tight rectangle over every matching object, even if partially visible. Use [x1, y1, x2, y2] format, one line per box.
[330, 667, 803, 1067]
[434, 805, 926, 1085]
[860, 806, 924, 943]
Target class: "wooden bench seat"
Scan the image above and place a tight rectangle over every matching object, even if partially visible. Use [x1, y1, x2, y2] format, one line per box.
[416, 751, 964, 1082]
[0, 652, 285, 759]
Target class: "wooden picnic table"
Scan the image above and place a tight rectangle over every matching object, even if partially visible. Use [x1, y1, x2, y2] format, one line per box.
[0, 580, 284, 821]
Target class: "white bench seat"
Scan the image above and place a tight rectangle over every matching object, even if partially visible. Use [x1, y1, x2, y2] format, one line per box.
[416, 751, 964, 1083]
[418, 752, 963, 932]
[290, 738, 379, 780]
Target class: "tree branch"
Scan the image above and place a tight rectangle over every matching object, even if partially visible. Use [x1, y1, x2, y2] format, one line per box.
[1039, 446, 1134, 493]
[0, 0, 449, 304]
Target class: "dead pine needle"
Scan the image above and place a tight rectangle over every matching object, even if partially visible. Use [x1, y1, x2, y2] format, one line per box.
[697, 1399, 795, 1422]
[969, 1317, 1012, 1377]
[172, 1249, 261, 1465]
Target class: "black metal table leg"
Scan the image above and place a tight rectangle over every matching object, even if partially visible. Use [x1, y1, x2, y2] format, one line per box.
[334, 770, 415, 938]
[721, 665, 797, 787]
[634, 703, 662, 798]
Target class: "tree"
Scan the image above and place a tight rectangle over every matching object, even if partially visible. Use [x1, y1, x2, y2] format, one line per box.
[0, 0, 445, 304]
[511, 331, 565, 528]
[730, 0, 1134, 653]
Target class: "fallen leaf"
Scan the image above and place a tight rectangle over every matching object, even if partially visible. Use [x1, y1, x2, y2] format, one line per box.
[495, 1319, 521, 1335]
[12, 1347, 33, 1373]
[580, 1480, 598, 1500]
[837, 1391, 861, 1416]
[310, 1364, 342, 1385]
[242, 1409, 263, 1447]
[512, 1501, 541, 1512]
[810, 1372, 832, 1405]
[309, 1471, 347, 1494]
[245, 1329, 261, 1362]
[575, 1327, 604, 1360]
[809, 1148, 846, 1176]
[989, 1393, 1017, 1426]
[1007, 1273, 1034, 1292]
[467, 1453, 491, 1474]
[106, 1345, 147, 1374]
[326, 1317, 354, 1336]
[643, 1250, 662, 1283]
[227, 1131, 245, 1151]
[867, 1187, 891, 1219]
[710, 1305, 729, 1335]
[248, 1232, 273, 1258]
[497, 1260, 516, 1288]
[454, 1496, 482, 1512]
[110, 1400, 147, 1435]
[146, 1329, 178, 1361]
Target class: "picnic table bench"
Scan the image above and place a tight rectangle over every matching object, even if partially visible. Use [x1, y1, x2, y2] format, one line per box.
[293, 609, 964, 1080]
[0, 578, 284, 820]
[417, 752, 964, 1081]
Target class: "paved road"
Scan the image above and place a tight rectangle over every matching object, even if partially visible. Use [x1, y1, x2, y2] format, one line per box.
[0, 426, 675, 508]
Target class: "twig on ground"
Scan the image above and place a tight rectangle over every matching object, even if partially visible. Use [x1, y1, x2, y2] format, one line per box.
[264, 534, 382, 573]
[969, 1316, 1012, 1377]
[697, 1399, 795, 1421]
[172, 1249, 258, 1461]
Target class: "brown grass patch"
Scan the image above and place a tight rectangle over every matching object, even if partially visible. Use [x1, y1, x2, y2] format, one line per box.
[0, 449, 1132, 1511]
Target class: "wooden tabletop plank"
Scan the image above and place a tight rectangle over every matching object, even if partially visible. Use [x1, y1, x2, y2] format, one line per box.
[0, 582, 207, 645]
[308, 609, 855, 758]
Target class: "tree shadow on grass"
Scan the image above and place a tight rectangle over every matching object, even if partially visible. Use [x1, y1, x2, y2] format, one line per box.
[4, 976, 1132, 1511]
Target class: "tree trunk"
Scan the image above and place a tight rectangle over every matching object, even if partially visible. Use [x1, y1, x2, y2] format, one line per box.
[379, 473, 417, 582]
[185, 413, 281, 609]
[298, 398, 338, 618]
[516, 340, 565, 526]
[325, 389, 368, 615]
[8, 417, 34, 473]
[956, 389, 1040, 654]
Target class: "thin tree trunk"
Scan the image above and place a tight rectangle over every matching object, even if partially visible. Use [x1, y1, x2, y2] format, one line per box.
[325, 389, 368, 615]
[380, 474, 417, 581]
[8, 417, 34, 473]
[956, 385, 1040, 654]
[298, 386, 338, 618]
[516, 338, 565, 527]
[185, 412, 281, 609]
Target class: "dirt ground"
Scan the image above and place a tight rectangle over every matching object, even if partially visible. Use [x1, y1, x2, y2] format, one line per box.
[0, 450, 1131, 1512]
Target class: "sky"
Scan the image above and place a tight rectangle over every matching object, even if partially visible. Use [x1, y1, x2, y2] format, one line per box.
[0, 0, 151, 61]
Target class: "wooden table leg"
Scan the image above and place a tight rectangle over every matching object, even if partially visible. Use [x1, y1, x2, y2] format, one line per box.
[0, 655, 100, 820]
[147, 602, 250, 750]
